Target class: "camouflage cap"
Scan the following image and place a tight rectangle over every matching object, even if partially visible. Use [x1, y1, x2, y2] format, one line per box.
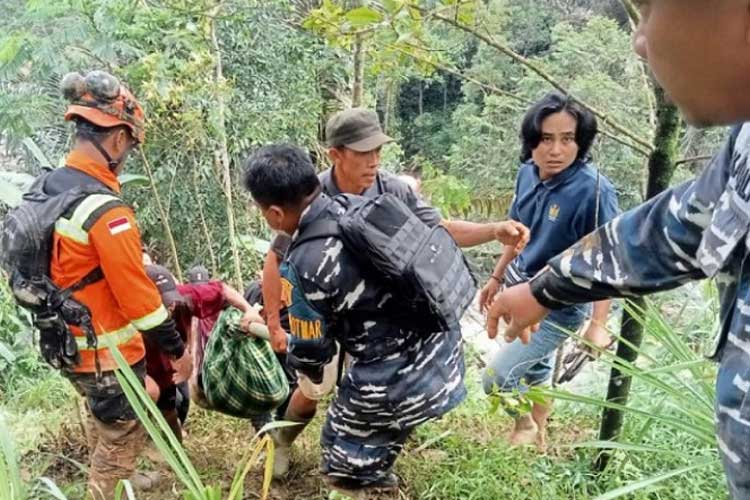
[325, 108, 393, 152]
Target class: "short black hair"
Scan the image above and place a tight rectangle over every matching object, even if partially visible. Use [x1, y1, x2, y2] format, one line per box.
[243, 144, 320, 208]
[519, 92, 598, 163]
[73, 118, 129, 141]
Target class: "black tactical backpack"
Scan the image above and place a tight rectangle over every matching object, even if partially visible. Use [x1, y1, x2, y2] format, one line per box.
[292, 193, 477, 333]
[0, 168, 116, 370]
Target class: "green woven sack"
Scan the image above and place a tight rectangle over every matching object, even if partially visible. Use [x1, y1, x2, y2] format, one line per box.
[202, 308, 289, 418]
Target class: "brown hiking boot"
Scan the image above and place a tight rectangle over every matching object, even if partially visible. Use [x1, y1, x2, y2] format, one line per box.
[87, 419, 146, 500]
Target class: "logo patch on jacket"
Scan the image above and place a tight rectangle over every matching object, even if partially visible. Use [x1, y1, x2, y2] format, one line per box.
[107, 216, 131, 235]
[548, 204, 560, 222]
[280, 278, 293, 307]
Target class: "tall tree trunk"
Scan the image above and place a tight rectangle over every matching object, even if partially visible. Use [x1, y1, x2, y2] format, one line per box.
[418, 81, 423, 116]
[595, 83, 681, 472]
[352, 33, 365, 107]
[383, 82, 392, 134]
[210, 8, 243, 290]
[443, 79, 448, 112]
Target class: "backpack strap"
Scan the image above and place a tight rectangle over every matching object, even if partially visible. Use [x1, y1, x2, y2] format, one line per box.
[47, 266, 105, 311]
[289, 219, 341, 253]
[64, 267, 104, 297]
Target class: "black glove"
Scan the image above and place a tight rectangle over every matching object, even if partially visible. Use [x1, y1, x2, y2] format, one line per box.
[35, 313, 80, 369]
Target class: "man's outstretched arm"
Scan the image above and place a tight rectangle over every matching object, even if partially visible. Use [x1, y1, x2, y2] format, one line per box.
[442, 219, 530, 251]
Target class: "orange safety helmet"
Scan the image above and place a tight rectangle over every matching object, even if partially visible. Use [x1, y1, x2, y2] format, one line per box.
[62, 71, 145, 144]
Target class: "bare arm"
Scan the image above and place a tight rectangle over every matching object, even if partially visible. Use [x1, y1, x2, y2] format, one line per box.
[478, 244, 518, 313]
[591, 300, 612, 326]
[442, 219, 530, 250]
[262, 249, 288, 352]
[221, 282, 253, 313]
[492, 244, 518, 280]
[442, 220, 496, 247]
[582, 299, 613, 348]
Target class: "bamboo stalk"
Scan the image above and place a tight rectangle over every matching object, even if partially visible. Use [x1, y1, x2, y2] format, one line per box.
[352, 32, 365, 107]
[139, 147, 183, 281]
[210, 5, 244, 290]
[192, 160, 219, 276]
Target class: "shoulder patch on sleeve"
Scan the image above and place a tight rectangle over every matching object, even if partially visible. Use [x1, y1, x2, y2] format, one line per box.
[107, 216, 132, 235]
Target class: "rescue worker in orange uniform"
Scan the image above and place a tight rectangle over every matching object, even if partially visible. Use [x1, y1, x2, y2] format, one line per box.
[49, 71, 190, 499]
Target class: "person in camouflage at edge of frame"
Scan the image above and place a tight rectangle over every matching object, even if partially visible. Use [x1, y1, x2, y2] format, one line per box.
[243, 144, 467, 496]
[485, 2, 750, 497]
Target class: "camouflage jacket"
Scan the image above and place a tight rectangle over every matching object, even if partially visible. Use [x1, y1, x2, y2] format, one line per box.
[280, 194, 466, 421]
[530, 124, 749, 359]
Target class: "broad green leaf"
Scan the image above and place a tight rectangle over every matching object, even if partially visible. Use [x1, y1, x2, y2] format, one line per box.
[382, 0, 402, 14]
[345, 7, 383, 27]
[0, 341, 16, 363]
[0, 34, 25, 64]
[22, 138, 52, 168]
[118, 173, 150, 187]
[238, 235, 270, 255]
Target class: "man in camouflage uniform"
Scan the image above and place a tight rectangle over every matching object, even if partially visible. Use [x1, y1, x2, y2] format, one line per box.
[259, 108, 529, 479]
[243, 144, 467, 494]
[486, 2, 750, 497]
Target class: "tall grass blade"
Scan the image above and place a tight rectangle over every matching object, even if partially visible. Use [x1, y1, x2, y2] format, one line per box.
[37, 477, 68, 500]
[106, 341, 207, 498]
[0, 417, 24, 500]
[593, 458, 716, 500]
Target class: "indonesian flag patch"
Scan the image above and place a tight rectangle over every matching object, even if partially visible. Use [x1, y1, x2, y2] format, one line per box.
[107, 216, 132, 235]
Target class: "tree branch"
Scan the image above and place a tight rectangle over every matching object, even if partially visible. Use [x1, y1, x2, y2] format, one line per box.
[398, 47, 650, 158]
[674, 155, 712, 167]
[598, 129, 650, 157]
[618, 0, 640, 26]
[417, 6, 655, 153]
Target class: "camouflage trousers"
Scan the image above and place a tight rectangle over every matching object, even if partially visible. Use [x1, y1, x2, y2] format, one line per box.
[717, 339, 750, 499]
[65, 361, 147, 500]
[320, 407, 412, 485]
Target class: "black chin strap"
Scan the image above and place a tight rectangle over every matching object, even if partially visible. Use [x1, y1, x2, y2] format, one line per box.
[80, 131, 121, 171]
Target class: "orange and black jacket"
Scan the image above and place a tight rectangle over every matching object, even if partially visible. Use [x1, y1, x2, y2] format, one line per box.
[47, 151, 183, 372]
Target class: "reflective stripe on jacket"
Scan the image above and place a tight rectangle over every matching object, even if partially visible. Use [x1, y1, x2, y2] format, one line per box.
[50, 151, 167, 372]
